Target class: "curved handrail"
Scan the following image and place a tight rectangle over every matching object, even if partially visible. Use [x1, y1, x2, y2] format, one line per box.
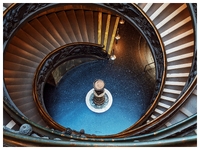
[3, 130, 197, 147]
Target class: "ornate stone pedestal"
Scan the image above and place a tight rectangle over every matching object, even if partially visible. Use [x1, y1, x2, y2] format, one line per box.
[85, 79, 113, 113]
[93, 79, 105, 105]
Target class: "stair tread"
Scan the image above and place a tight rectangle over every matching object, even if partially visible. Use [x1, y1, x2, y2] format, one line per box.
[47, 13, 71, 44]
[21, 23, 55, 53]
[56, 11, 77, 43]
[6, 44, 42, 62]
[158, 102, 171, 109]
[10, 36, 46, 58]
[156, 4, 187, 29]
[66, 10, 83, 42]
[161, 95, 176, 102]
[4, 52, 39, 68]
[167, 52, 193, 62]
[75, 10, 89, 42]
[4, 69, 34, 78]
[16, 28, 53, 54]
[29, 18, 60, 48]
[38, 15, 65, 46]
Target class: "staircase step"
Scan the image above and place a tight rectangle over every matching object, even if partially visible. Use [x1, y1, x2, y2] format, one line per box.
[167, 52, 193, 62]
[84, 10, 95, 43]
[29, 110, 46, 124]
[166, 41, 194, 54]
[4, 52, 39, 68]
[75, 10, 89, 42]
[47, 13, 71, 44]
[4, 61, 36, 73]
[164, 30, 193, 46]
[4, 70, 34, 78]
[56, 11, 77, 43]
[38, 15, 65, 45]
[163, 88, 181, 94]
[166, 73, 189, 77]
[21, 23, 56, 53]
[12, 96, 33, 106]
[7, 44, 42, 63]
[9, 90, 32, 100]
[66, 10, 83, 42]
[155, 108, 164, 115]
[165, 81, 185, 86]
[10, 36, 46, 58]
[167, 63, 192, 70]
[18, 101, 37, 112]
[150, 3, 170, 21]
[156, 4, 187, 29]
[6, 84, 32, 93]
[180, 107, 193, 117]
[161, 95, 176, 102]
[160, 16, 191, 37]
[150, 114, 157, 119]
[29, 18, 60, 48]
[16, 28, 53, 54]
[143, 3, 153, 13]
[137, 3, 147, 9]
[158, 102, 171, 109]
[4, 77, 33, 86]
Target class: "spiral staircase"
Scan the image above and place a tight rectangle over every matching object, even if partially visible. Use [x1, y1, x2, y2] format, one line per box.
[3, 3, 197, 147]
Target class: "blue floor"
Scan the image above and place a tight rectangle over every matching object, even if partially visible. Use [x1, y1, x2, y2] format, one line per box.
[44, 59, 155, 135]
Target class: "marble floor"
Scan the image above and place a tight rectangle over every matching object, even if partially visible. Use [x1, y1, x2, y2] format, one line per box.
[43, 22, 156, 135]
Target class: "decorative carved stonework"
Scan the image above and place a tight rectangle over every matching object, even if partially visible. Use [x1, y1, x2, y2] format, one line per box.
[3, 4, 50, 42]
[191, 3, 197, 20]
[23, 3, 49, 17]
